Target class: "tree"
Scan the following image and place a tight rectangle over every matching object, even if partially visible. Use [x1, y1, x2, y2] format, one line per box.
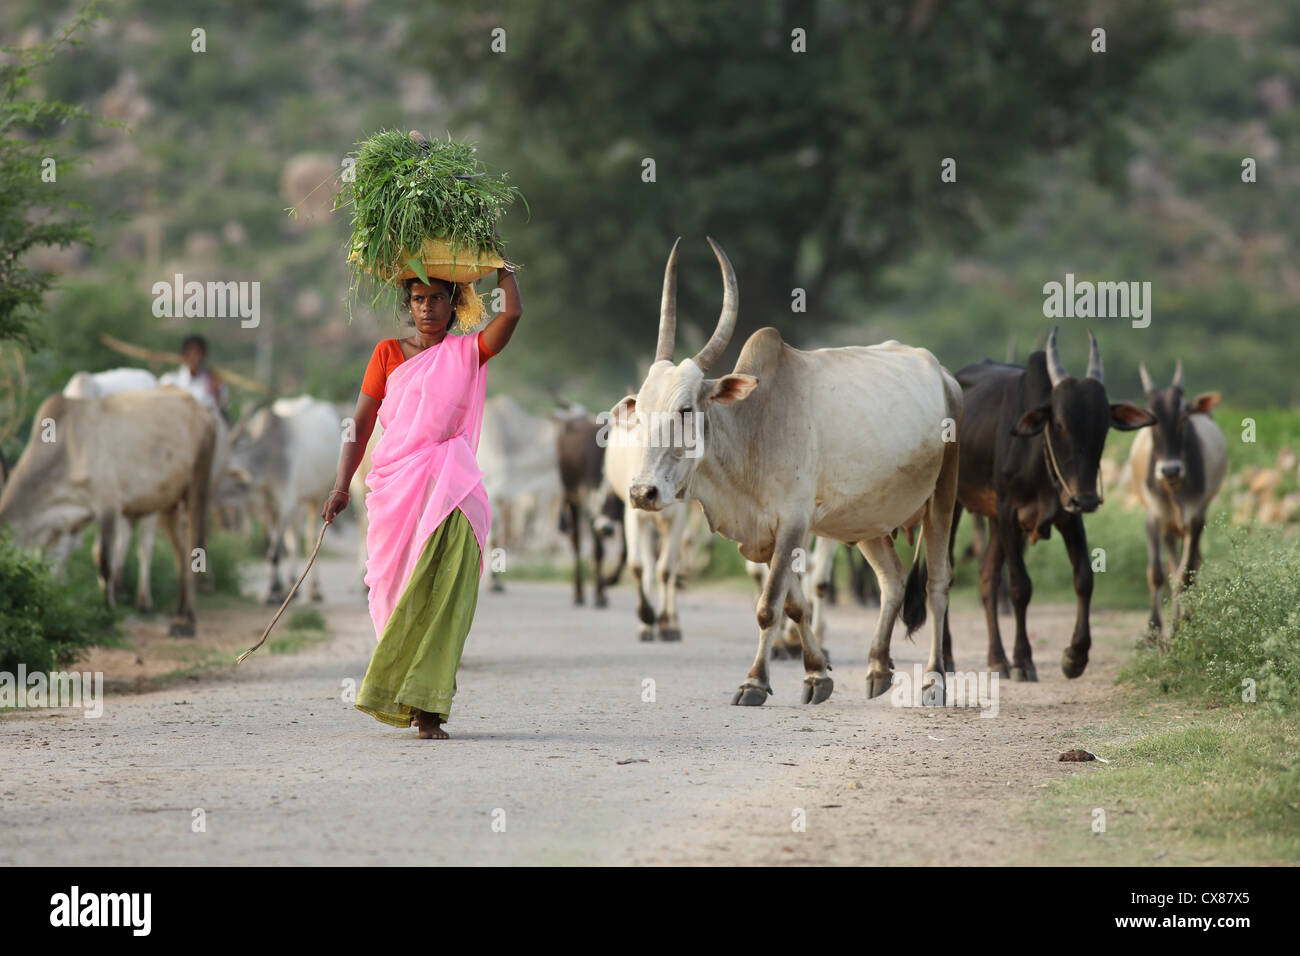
[0, 4, 103, 349]
[417, 0, 1177, 393]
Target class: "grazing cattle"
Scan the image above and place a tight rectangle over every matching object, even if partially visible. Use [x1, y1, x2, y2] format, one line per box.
[746, 534, 836, 658]
[60, 367, 235, 608]
[226, 396, 341, 604]
[1128, 361, 1227, 638]
[479, 395, 566, 592]
[555, 406, 623, 607]
[603, 419, 687, 640]
[0, 387, 215, 635]
[619, 237, 963, 706]
[904, 328, 1156, 681]
[59, 368, 162, 610]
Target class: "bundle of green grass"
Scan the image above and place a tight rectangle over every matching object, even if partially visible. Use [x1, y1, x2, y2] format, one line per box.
[336, 129, 526, 315]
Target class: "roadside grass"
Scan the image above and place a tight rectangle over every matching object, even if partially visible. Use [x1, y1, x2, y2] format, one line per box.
[1030, 703, 1300, 864]
[1029, 521, 1300, 864]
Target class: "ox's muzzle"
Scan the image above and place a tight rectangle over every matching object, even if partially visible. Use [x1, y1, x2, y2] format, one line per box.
[1158, 459, 1185, 487]
[629, 481, 669, 512]
[1066, 493, 1102, 514]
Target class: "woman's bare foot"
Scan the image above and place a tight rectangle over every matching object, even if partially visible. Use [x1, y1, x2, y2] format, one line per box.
[414, 709, 448, 740]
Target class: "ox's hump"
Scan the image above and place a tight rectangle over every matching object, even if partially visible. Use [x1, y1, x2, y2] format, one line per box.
[733, 327, 786, 378]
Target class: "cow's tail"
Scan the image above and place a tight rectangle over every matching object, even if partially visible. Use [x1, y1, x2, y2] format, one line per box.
[901, 540, 928, 639]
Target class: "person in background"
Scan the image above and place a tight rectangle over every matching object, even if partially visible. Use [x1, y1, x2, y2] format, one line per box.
[164, 334, 229, 419]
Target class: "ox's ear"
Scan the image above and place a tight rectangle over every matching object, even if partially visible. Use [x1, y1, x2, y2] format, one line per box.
[707, 374, 758, 406]
[1189, 391, 1222, 415]
[1110, 402, 1158, 431]
[1012, 405, 1051, 437]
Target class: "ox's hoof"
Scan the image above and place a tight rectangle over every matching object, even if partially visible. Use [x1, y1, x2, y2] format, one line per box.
[865, 673, 893, 699]
[573, 595, 585, 607]
[1010, 663, 1038, 682]
[942, 657, 956, 674]
[266, 593, 286, 607]
[168, 620, 196, 638]
[657, 627, 682, 642]
[991, 661, 1011, 679]
[638, 626, 655, 642]
[595, 594, 608, 608]
[731, 684, 771, 707]
[801, 675, 834, 705]
[1061, 647, 1088, 679]
[490, 579, 505, 593]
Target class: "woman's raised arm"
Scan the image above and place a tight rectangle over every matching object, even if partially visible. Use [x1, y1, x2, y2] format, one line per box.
[479, 266, 522, 356]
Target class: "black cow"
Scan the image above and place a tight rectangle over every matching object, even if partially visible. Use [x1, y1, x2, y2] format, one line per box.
[905, 328, 1156, 680]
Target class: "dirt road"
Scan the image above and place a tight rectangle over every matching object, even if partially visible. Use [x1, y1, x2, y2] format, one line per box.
[0, 531, 1144, 865]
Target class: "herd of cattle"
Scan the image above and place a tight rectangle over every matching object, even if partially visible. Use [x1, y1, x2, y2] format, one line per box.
[0, 238, 1230, 707]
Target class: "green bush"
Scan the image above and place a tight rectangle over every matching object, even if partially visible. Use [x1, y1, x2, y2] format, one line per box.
[1124, 519, 1300, 713]
[0, 533, 120, 674]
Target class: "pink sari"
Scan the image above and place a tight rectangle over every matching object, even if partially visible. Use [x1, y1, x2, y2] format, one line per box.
[363, 330, 491, 643]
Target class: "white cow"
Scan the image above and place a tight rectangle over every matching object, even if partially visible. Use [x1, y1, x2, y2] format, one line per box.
[226, 396, 341, 604]
[618, 238, 963, 706]
[603, 423, 689, 640]
[478, 394, 565, 591]
[0, 387, 215, 635]
[745, 534, 836, 658]
[60, 367, 234, 610]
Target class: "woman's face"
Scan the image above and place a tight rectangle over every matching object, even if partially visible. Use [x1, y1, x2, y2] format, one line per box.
[408, 280, 454, 334]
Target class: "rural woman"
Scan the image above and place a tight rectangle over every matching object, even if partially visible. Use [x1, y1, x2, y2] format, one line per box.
[323, 267, 522, 739]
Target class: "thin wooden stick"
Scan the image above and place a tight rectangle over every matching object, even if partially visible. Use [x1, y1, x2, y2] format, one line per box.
[236, 519, 331, 664]
[99, 333, 272, 394]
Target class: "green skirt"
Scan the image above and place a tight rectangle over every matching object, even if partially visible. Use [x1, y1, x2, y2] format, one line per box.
[355, 507, 482, 727]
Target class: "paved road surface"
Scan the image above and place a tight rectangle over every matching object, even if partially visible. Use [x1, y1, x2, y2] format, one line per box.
[1, 532, 1142, 865]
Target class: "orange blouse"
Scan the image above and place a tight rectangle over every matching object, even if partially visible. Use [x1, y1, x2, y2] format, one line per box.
[360, 335, 495, 401]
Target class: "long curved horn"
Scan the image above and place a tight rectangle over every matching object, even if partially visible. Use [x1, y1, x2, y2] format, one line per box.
[1085, 328, 1103, 383]
[1139, 361, 1155, 395]
[1045, 326, 1069, 387]
[1171, 358, 1183, 390]
[691, 237, 739, 373]
[654, 237, 682, 363]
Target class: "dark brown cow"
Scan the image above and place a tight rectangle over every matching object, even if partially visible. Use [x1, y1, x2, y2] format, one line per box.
[554, 407, 624, 606]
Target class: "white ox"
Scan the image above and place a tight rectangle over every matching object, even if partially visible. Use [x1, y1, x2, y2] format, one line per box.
[0, 386, 215, 635]
[745, 535, 836, 658]
[59, 367, 235, 611]
[478, 395, 565, 591]
[226, 396, 341, 604]
[603, 428, 689, 640]
[616, 238, 963, 706]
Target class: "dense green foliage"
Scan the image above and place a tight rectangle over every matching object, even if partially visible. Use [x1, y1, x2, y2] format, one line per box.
[1124, 521, 1300, 713]
[0, 531, 120, 673]
[0, 4, 103, 349]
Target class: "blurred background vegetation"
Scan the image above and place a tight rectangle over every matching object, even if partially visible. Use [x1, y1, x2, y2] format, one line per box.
[5, 0, 1297, 426]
